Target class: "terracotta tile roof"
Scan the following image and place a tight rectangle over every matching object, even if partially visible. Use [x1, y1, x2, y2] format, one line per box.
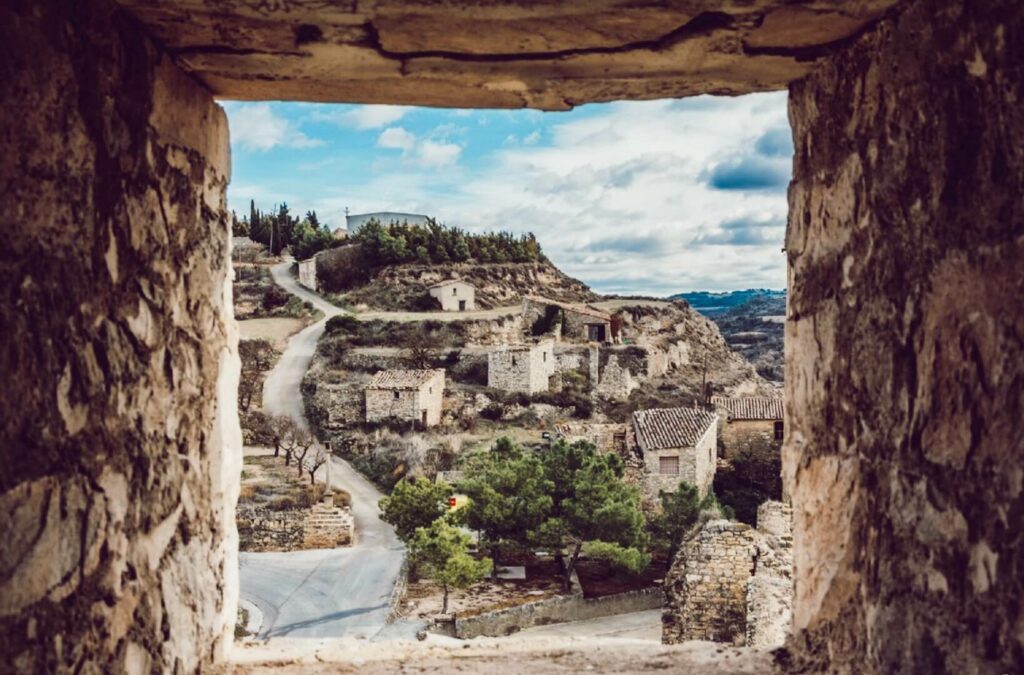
[366, 369, 444, 390]
[632, 407, 717, 450]
[524, 295, 612, 322]
[711, 396, 785, 420]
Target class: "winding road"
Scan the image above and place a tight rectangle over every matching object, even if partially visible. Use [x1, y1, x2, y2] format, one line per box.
[239, 260, 404, 640]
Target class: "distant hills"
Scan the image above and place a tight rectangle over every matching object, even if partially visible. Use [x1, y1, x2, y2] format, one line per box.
[671, 289, 786, 383]
[671, 289, 786, 318]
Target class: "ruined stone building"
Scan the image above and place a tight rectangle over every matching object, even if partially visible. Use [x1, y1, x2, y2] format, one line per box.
[711, 396, 785, 459]
[3, 0, 1021, 672]
[487, 340, 555, 394]
[556, 422, 639, 465]
[523, 295, 614, 343]
[663, 501, 793, 648]
[364, 369, 445, 428]
[595, 354, 638, 400]
[297, 256, 317, 292]
[429, 279, 476, 312]
[632, 407, 718, 497]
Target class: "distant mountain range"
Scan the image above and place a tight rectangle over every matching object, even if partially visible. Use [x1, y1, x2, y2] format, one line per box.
[671, 289, 786, 383]
[670, 289, 786, 318]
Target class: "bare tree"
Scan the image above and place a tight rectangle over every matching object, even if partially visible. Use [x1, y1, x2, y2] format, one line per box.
[306, 446, 329, 485]
[403, 330, 437, 370]
[266, 416, 298, 460]
[291, 426, 316, 477]
[240, 339, 274, 371]
[238, 370, 261, 412]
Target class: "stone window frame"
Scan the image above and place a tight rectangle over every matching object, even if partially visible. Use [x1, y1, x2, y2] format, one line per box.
[659, 455, 680, 475]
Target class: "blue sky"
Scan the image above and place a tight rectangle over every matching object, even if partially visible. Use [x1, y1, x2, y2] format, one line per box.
[224, 93, 791, 295]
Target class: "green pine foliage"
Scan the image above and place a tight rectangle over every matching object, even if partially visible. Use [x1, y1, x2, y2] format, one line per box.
[351, 217, 543, 267]
[378, 477, 454, 543]
[246, 202, 339, 259]
[409, 518, 492, 614]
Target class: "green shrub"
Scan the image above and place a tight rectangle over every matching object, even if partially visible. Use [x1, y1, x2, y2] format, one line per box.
[326, 314, 360, 334]
[480, 403, 504, 421]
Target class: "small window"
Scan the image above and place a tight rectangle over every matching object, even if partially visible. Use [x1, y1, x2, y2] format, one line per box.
[453, 287, 458, 296]
[543, 352, 547, 362]
[659, 455, 679, 475]
[774, 420, 784, 441]
[393, 391, 400, 400]
[512, 356, 517, 367]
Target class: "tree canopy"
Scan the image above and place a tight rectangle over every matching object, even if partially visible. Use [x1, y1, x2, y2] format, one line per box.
[409, 518, 492, 614]
[378, 477, 453, 543]
[352, 217, 543, 267]
[245, 201, 338, 259]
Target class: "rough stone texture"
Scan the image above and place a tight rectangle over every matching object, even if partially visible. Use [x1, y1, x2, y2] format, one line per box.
[663, 502, 793, 648]
[297, 257, 317, 292]
[487, 340, 556, 394]
[429, 279, 476, 312]
[663, 520, 757, 645]
[634, 411, 718, 497]
[113, 0, 901, 110]
[365, 370, 445, 427]
[595, 355, 639, 400]
[784, 0, 1024, 671]
[717, 418, 783, 462]
[746, 502, 793, 648]
[302, 498, 355, 549]
[0, 0, 238, 672]
[236, 505, 306, 552]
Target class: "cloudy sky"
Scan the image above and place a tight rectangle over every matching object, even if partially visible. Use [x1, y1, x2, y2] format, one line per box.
[223, 93, 791, 296]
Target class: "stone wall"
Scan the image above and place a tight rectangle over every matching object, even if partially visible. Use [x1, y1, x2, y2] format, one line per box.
[0, 1, 239, 671]
[297, 257, 317, 291]
[365, 373, 444, 427]
[663, 521, 758, 645]
[639, 421, 717, 498]
[663, 502, 793, 647]
[236, 504, 306, 552]
[595, 355, 638, 400]
[785, 0, 1024, 671]
[718, 419, 781, 461]
[302, 498, 355, 549]
[487, 341, 555, 394]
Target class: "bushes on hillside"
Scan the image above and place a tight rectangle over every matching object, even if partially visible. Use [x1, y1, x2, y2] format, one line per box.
[352, 217, 544, 267]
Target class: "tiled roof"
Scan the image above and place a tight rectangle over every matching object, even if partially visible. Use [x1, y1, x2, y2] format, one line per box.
[525, 295, 612, 322]
[632, 407, 717, 450]
[366, 369, 444, 390]
[711, 396, 785, 420]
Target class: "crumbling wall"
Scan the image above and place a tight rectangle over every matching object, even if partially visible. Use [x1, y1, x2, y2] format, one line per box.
[595, 355, 638, 400]
[785, 0, 1024, 671]
[746, 501, 793, 648]
[0, 0, 238, 672]
[662, 521, 757, 645]
[718, 418, 782, 461]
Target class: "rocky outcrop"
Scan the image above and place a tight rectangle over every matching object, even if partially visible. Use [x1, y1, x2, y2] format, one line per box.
[115, 1, 901, 109]
[785, 0, 1024, 671]
[0, 1, 237, 672]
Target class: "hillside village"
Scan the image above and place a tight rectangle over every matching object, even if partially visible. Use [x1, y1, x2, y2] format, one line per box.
[232, 213, 791, 647]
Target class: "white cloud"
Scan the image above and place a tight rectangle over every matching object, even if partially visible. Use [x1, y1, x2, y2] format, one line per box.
[333, 105, 408, 130]
[523, 130, 541, 145]
[415, 140, 462, 167]
[377, 127, 417, 151]
[226, 103, 320, 151]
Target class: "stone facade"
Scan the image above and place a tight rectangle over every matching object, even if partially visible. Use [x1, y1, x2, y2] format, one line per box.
[595, 355, 638, 400]
[487, 340, 555, 394]
[0, 2, 239, 671]
[365, 369, 445, 427]
[663, 520, 757, 645]
[663, 501, 793, 647]
[236, 504, 306, 552]
[522, 296, 613, 343]
[302, 496, 355, 549]
[297, 256, 318, 291]
[633, 408, 718, 497]
[429, 279, 476, 311]
[784, 1, 1024, 671]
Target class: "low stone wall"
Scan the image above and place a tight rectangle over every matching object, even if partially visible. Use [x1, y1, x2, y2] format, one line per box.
[236, 504, 306, 552]
[453, 587, 662, 639]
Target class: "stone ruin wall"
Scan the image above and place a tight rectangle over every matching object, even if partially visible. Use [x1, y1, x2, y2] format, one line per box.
[0, 1, 239, 672]
[718, 418, 782, 462]
[487, 343, 553, 394]
[663, 502, 793, 647]
[595, 355, 638, 400]
[297, 257, 317, 291]
[663, 520, 757, 645]
[784, 0, 1023, 670]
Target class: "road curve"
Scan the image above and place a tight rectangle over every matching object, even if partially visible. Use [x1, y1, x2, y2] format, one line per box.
[240, 260, 404, 640]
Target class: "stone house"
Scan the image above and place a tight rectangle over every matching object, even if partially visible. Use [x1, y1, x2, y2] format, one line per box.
[487, 340, 555, 394]
[364, 369, 445, 428]
[522, 295, 614, 343]
[297, 256, 317, 291]
[711, 396, 785, 460]
[429, 279, 476, 312]
[632, 407, 718, 497]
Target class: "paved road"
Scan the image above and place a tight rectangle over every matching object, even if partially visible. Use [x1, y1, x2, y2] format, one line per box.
[240, 260, 404, 640]
[509, 609, 660, 642]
